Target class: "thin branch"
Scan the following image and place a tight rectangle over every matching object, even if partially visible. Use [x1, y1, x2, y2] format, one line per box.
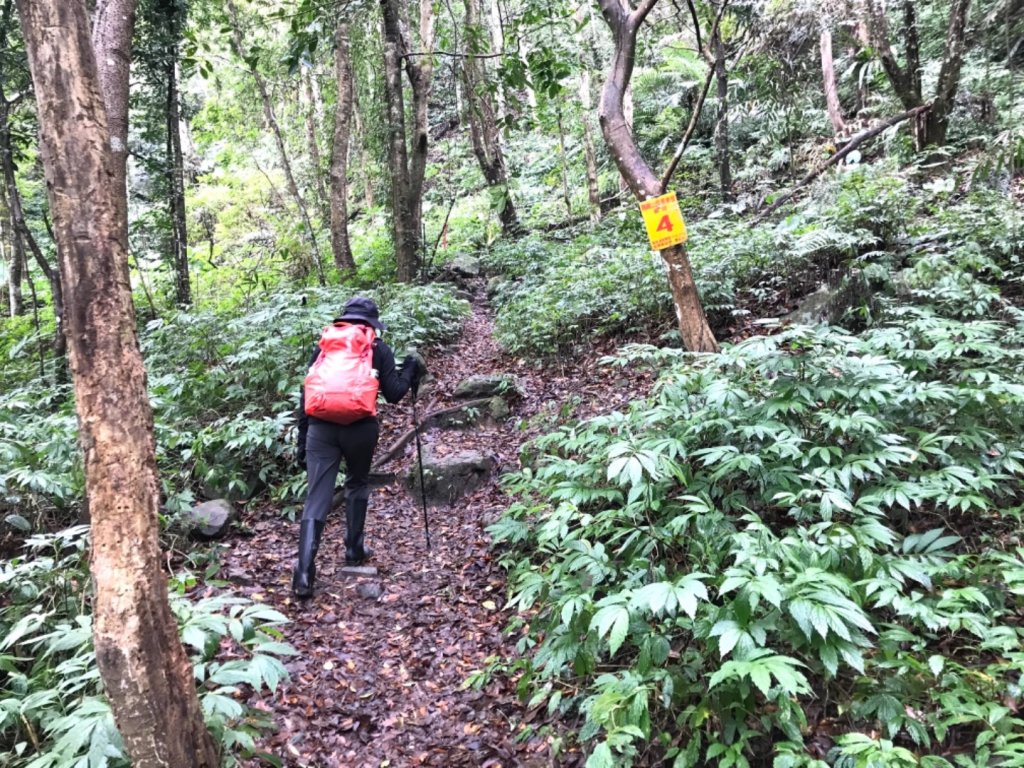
[752, 104, 930, 224]
[632, 0, 661, 28]
[371, 397, 497, 468]
[659, 65, 714, 192]
[659, 0, 731, 192]
[684, 0, 702, 52]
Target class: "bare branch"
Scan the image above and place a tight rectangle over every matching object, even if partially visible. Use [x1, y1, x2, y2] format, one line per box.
[752, 104, 930, 223]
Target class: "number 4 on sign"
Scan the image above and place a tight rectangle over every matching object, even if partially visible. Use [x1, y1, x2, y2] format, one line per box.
[639, 191, 688, 250]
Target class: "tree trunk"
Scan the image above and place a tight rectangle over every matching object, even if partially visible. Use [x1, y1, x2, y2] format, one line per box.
[713, 31, 732, 200]
[16, 2, 220, 766]
[166, 25, 189, 306]
[91, 0, 136, 232]
[579, 69, 602, 223]
[596, 0, 719, 353]
[408, 0, 433, 244]
[381, 0, 416, 281]
[330, 21, 356, 273]
[485, 0, 506, 119]
[380, 0, 434, 282]
[225, 0, 325, 284]
[555, 106, 573, 216]
[352, 93, 375, 208]
[304, 70, 329, 215]
[925, 0, 972, 147]
[860, 0, 971, 149]
[619, 83, 634, 193]
[462, 0, 519, 235]
[820, 28, 846, 135]
[0, 171, 20, 317]
[0, 93, 65, 357]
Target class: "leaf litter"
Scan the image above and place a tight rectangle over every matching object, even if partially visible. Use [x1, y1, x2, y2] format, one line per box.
[215, 280, 658, 767]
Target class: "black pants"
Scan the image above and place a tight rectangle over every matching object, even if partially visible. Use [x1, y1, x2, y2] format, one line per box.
[302, 418, 379, 523]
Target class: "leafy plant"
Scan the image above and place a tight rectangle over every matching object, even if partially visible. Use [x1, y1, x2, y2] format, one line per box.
[490, 310, 1024, 766]
[0, 526, 295, 767]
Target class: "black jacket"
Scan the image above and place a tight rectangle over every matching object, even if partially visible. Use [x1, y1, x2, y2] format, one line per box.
[296, 325, 415, 450]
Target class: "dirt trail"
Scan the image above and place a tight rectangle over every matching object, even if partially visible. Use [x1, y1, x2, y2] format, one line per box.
[226, 281, 659, 767]
[228, 283, 555, 768]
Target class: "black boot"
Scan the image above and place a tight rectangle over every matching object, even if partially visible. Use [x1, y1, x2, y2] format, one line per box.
[344, 498, 373, 565]
[292, 519, 324, 598]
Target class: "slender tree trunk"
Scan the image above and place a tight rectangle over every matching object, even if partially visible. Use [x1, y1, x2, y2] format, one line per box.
[860, 0, 971, 149]
[91, 0, 136, 233]
[925, 0, 972, 147]
[381, 0, 416, 281]
[485, 0, 506, 119]
[713, 31, 732, 200]
[1, 184, 20, 316]
[820, 28, 846, 135]
[225, 0, 325, 284]
[380, 0, 434, 282]
[352, 93, 375, 208]
[330, 21, 355, 273]
[17, 2, 220, 766]
[463, 0, 519, 234]
[619, 83, 634, 193]
[166, 35, 189, 305]
[0, 94, 64, 356]
[597, 0, 718, 353]
[579, 69, 602, 223]
[555, 106, 573, 216]
[408, 0, 433, 239]
[304, 70, 329, 214]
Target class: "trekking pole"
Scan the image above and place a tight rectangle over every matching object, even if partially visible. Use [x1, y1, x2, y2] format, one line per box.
[411, 386, 431, 552]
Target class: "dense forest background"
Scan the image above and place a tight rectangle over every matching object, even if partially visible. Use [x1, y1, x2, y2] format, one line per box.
[2, 0, 1024, 766]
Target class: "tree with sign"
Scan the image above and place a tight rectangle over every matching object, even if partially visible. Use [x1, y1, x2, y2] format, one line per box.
[597, 0, 719, 353]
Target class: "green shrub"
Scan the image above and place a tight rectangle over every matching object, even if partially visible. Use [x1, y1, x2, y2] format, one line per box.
[490, 311, 1024, 766]
[492, 246, 675, 356]
[1, 283, 470, 522]
[0, 526, 294, 767]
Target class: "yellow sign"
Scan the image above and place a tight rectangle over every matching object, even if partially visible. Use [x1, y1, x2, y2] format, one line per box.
[639, 192, 688, 251]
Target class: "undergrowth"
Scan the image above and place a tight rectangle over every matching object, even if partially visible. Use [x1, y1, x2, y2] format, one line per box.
[490, 302, 1024, 766]
[0, 526, 294, 767]
[0, 283, 470, 528]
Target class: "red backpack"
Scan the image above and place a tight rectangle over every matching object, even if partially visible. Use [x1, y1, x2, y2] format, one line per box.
[304, 323, 379, 424]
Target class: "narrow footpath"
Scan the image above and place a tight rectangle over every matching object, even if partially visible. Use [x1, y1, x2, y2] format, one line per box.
[225, 281, 658, 767]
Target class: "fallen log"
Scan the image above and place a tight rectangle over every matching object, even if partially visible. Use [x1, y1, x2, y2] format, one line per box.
[752, 104, 930, 225]
[327, 396, 500, 510]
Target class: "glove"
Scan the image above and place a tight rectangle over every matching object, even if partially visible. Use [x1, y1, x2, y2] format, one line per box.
[401, 354, 420, 393]
[296, 446, 306, 470]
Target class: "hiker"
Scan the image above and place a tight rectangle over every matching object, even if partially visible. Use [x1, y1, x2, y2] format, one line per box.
[293, 296, 424, 599]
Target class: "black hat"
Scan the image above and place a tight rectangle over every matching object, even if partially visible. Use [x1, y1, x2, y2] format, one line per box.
[335, 296, 387, 332]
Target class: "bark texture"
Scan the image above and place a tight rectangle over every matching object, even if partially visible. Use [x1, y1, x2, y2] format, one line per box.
[463, 0, 519, 234]
[330, 21, 356, 273]
[225, 0, 325, 283]
[381, 0, 434, 282]
[16, 1, 219, 765]
[597, 0, 719, 353]
[91, 0, 136, 224]
[820, 28, 846, 135]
